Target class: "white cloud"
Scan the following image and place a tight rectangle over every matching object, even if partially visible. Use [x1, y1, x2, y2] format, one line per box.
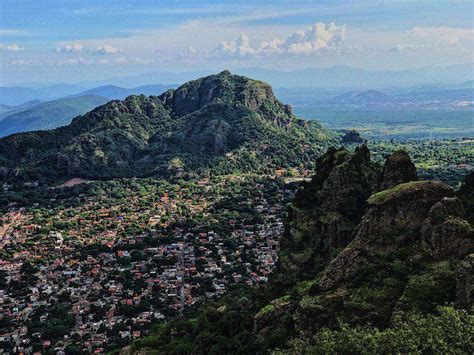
[0, 43, 24, 51]
[113, 57, 155, 65]
[187, 46, 198, 55]
[213, 22, 346, 57]
[389, 44, 432, 53]
[93, 44, 121, 55]
[56, 43, 83, 53]
[114, 57, 128, 64]
[58, 56, 92, 65]
[409, 26, 474, 47]
[10, 59, 41, 66]
[0, 29, 30, 36]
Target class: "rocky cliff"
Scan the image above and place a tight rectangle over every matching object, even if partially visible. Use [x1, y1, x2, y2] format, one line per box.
[257, 146, 473, 347]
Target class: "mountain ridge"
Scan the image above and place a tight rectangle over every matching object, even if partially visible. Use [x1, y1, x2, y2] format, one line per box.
[0, 95, 109, 138]
[0, 71, 335, 182]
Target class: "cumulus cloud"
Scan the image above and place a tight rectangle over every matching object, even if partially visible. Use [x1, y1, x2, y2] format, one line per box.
[187, 46, 198, 55]
[0, 43, 24, 51]
[93, 44, 121, 55]
[213, 22, 346, 57]
[56, 43, 83, 53]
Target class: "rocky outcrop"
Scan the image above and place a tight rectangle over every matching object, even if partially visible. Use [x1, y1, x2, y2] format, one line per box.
[458, 171, 474, 223]
[160, 70, 292, 127]
[274, 145, 377, 286]
[258, 147, 473, 342]
[421, 197, 473, 259]
[377, 150, 417, 190]
[320, 181, 455, 290]
[341, 130, 366, 144]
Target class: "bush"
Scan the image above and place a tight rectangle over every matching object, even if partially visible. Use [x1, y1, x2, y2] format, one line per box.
[280, 307, 473, 354]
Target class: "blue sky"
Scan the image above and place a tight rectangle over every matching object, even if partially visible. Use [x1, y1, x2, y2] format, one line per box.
[0, 0, 473, 85]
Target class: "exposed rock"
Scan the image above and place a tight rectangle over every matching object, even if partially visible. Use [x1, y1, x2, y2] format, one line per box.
[456, 254, 474, 310]
[273, 145, 377, 286]
[421, 197, 473, 260]
[320, 181, 455, 290]
[377, 150, 417, 191]
[341, 130, 366, 144]
[254, 296, 296, 338]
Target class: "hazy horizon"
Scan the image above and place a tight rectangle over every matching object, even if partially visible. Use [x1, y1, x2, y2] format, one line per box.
[1, 0, 473, 86]
[2, 63, 474, 90]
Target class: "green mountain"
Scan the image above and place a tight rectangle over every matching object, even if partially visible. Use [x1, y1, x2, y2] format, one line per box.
[0, 95, 109, 138]
[0, 71, 335, 182]
[129, 148, 473, 354]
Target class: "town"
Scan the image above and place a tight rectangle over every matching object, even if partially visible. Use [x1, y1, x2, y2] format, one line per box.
[0, 174, 296, 353]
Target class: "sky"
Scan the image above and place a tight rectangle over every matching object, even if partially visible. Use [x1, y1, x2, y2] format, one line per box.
[0, 0, 473, 85]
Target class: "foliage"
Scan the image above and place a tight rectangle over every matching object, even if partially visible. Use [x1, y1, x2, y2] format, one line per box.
[280, 307, 473, 354]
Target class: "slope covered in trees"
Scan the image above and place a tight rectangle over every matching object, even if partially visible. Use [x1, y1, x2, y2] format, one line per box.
[0, 71, 335, 182]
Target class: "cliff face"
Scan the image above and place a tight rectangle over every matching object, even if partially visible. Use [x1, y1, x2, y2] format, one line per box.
[272, 146, 429, 289]
[273, 145, 377, 287]
[376, 150, 417, 190]
[258, 147, 473, 345]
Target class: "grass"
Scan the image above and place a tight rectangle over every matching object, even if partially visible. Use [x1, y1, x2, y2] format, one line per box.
[367, 181, 447, 205]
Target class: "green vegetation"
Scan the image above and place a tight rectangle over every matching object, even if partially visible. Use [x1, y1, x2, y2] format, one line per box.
[128, 147, 473, 354]
[129, 288, 265, 355]
[367, 139, 474, 187]
[367, 181, 447, 205]
[281, 307, 473, 354]
[0, 71, 335, 183]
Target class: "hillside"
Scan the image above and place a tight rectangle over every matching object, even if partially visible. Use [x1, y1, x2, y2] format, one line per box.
[129, 147, 473, 354]
[0, 71, 335, 182]
[0, 100, 42, 120]
[0, 95, 109, 137]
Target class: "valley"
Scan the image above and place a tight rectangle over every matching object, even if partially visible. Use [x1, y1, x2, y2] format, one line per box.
[2, 1, 473, 353]
[0, 72, 472, 354]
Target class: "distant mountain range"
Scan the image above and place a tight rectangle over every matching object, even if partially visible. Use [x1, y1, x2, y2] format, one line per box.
[0, 95, 109, 138]
[67, 63, 473, 89]
[0, 84, 176, 137]
[67, 84, 175, 100]
[0, 65, 471, 140]
[334, 89, 392, 103]
[0, 83, 176, 106]
[0, 100, 42, 118]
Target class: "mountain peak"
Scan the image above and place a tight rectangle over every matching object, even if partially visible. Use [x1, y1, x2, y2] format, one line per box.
[159, 71, 291, 122]
[218, 69, 232, 76]
[0, 72, 331, 182]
